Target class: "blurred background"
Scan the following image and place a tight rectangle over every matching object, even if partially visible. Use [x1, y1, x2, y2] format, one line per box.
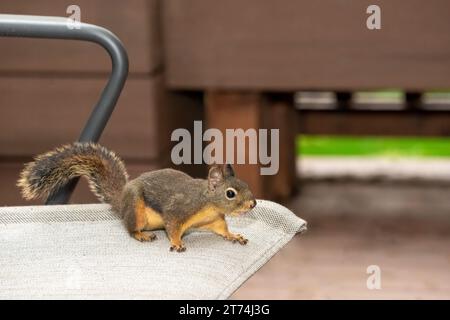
[0, 1, 449, 299]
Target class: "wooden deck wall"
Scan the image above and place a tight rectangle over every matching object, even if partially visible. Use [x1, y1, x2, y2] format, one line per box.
[163, 0, 450, 91]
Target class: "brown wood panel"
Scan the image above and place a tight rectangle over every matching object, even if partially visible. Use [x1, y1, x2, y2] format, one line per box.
[266, 94, 297, 200]
[205, 91, 268, 198]
[0, 75, 164, 160]
[0, 0, 160, 73]
[205, 91, 297, 200]
[0, 160, 159, 206]
[163, 0, 450, 90]
[297, 110, 450, 136]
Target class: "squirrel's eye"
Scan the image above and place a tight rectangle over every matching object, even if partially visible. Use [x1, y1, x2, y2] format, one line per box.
[226, 188, 237, 200]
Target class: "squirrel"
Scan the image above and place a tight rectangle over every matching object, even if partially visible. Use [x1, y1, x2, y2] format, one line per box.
[17, 142, 256, 252]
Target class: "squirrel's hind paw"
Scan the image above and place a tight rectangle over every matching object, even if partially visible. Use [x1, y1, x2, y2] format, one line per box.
[133, 231, 157, 242]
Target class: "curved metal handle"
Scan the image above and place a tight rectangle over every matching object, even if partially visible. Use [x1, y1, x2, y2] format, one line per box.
[0, 14, 129, 204]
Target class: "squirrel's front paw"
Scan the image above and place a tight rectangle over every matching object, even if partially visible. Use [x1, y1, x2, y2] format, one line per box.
[169, 243, 186, 252]
[226, 234, 248, 245]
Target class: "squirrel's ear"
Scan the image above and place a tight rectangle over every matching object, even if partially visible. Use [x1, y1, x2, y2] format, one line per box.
[208, 165, 224, 191]
[223, 163, 235, 178]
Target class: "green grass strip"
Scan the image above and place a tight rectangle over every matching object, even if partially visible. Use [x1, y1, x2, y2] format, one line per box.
[298, 135, 450, 157]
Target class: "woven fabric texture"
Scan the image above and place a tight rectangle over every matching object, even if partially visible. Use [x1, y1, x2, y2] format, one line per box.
[0, 200, 306, 299]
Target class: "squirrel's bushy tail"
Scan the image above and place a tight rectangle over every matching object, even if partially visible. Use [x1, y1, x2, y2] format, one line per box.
[17, 142, 129, 208]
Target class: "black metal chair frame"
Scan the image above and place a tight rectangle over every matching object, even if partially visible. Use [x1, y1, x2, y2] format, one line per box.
[0, 14, 129, 204]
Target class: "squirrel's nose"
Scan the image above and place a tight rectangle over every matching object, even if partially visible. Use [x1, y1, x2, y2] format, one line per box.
[250, 199, 256, 209]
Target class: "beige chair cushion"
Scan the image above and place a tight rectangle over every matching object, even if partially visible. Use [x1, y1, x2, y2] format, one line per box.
[0, 200, 306, 299]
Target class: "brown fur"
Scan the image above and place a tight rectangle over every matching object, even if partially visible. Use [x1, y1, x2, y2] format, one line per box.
[134, 198, 148, 232]
[18, 143, 256, 252]
[17, 142, 128, 210]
